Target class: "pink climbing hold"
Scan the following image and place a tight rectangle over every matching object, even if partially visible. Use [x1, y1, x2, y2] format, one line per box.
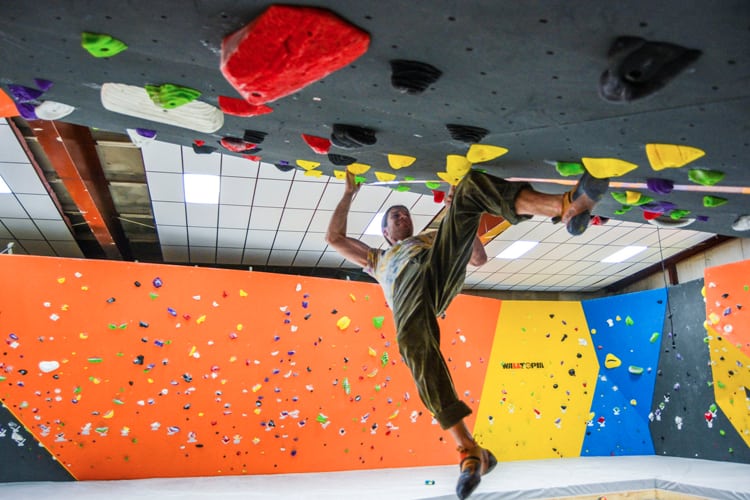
[220, 5, 370, 104]
[301, 134, 331, 154]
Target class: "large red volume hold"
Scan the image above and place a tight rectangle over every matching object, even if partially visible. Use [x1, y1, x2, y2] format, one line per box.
[221, 5, 370, 105]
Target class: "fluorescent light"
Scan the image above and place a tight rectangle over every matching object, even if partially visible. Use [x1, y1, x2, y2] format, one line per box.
[364, 212, 385, 235]
[183, 174, 220, 204]
[495, 240, 538, 259]
[0, 175, 11, 194]
[602, 245, 647, 263]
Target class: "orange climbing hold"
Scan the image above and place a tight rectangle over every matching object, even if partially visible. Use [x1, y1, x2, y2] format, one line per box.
[0, 88, 20, 118]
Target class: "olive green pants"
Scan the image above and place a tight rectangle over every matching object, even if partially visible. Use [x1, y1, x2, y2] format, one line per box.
[392, 170, 531, 429]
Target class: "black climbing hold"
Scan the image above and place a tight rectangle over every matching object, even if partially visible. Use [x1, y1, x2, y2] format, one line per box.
[446, 123, 489, 144]
[275, 162, 295, 172]
[330, 124, 377, 149]
[243, 130, 268, 144]
[328, 153, 357, 166]
[599, 36, 702, 102]
[389, 59, 443, 95]
[192, 143, 217, 155]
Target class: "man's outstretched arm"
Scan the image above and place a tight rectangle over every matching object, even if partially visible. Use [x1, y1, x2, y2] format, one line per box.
[325, 171, 371, 268]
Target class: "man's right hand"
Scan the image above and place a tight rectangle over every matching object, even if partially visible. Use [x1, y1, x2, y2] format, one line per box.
[345, 169, 361, 197]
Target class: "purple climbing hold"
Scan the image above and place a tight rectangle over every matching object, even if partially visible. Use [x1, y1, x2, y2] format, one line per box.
[136, 128, 157, 138]
[15, 102, 38, 120]
[34, 79, 55, 92]
[642, 201, 677, 213]
[8, 84, 44, 103]
[696, 215, 709, 222]
[153, 276, 163, 288]
[646, 178, 674, 195]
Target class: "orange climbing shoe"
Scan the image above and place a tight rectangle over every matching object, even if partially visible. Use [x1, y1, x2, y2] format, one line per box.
[557, 170, 610, 235]
[455, 443, 498, 500]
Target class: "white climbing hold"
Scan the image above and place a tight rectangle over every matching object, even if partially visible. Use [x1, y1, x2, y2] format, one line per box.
[35, 101, 75, 120]
[732, 215, 750, 231]
[39, 360, 60, 373]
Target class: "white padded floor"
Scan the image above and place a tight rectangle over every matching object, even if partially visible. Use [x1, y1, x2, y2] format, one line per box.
[1, 456, 748, 500]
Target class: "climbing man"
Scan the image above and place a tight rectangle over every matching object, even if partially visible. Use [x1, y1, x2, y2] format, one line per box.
[325, 168, 609, 499]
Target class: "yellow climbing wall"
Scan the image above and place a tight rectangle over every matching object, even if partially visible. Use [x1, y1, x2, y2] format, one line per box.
[474, 301, 598, 460]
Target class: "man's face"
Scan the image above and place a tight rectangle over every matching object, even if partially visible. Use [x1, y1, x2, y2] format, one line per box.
[382, 206, 413, 244]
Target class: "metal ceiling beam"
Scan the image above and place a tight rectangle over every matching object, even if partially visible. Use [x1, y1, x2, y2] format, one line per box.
[28, 120, 131, 260]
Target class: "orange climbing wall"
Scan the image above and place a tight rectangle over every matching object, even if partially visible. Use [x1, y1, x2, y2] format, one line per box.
[0, 255, 498, 480]
[704, 259, 750, 449]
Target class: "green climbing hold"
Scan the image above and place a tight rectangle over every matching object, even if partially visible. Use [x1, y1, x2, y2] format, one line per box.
[669, 209, 691, 220]
[403, 176, 415, 181]
[709, 403, 717, 413]
[703, 195, 728, 208]
[425, 181, 441, 190]
[395, 185, 411, 192]
[625, 316, 634, 326]
[614, 205, 633, 215]
[81, 32, 128, 58]
[628, 365, 644, 375]
[688, 168, 725, 186]
[342, 377, 351, 395]
[316, 413, 329, 423]
[145, 83, 201, 109]
[381, 352, 389, 367]
[372, 316, 384, 329]
[650, 332, 660, 343]
[354, 175, 367, 184]
[717, 381, 726, 389]
[611, 191, 653, 206]
[555, 161, 585, 177]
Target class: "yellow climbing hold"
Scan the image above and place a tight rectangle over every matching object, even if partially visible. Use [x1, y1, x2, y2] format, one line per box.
[103, 410, 114, 419]
[387, 154, 416, 169]
[437, 171, 463, 186]
[605, 353, 622, 369]
[347, 163, 371, 175]
[304, 169, 323, 177]
[581, 157, 638, 178]
[646, 143, 705, 171]
[446, 154, 472, 177]
[625, 191, 643, 204]
[336, 316, 351, 330]
[57, 277, 66, 284]
[375, 171, 397, 182]
[239, 289, 248, 297]
[296, 159, 320, 170]
[368, 346, 377, 357]
[333, 170, 346, 179]
[196, 315, 206, 324]
[466, 144, 508, 163]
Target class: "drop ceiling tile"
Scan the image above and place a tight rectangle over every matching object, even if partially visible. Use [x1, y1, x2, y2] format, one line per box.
[257, 162, 295, 180]
[0, 222, 12, 238]
[253, 179, 291, 207]
[0, 195, 27, 217]
[350, 185, 391, 212]
[299, 232, 327, 251]
[0, 123, 30, 163]
[186, 203, 218, 227]
[409, 195, 442, 216]
[411, 214, 435, 233]
[3, 218, 42, 239]
[147, 172, 185, 202]
[221, 155, 259, 178]
[347, 211, 377, 234]
[518, 220, 561, 241]
[188, 227, 216, 246]
[160, 245, 189, 263]
[318, 251, 345, 267]
[587, 226, 632, 246]
[242, 249, 270, 266]
[464, 272, 492, 285]
[19, 239, 53, 256]
[293, 251, 323, 266]
[49, 240, 84, 258]
[219, 204, 251, 229]
[267, 250, 296, 266]
[318, 183, 346, 210]
[360, 234, 385, 248]
[308, 210, 333, 232]
[248, 207, 283, 230]
[245, 229, 276, 248]
[522, 259, 561, 275]
[216, 247, 243, 265]
[242, 249, 271, 266]
[495, 259, 535, 274]
[273, 231, 305, 250]
[141, 141, 182, 172]
[0, 162, 46, 194]
[35, 219, 73, 240]
[189, 246, 216, 264]
[279, 208, 314, 231]
[182, 146, 220, 175]
[384, 190, 422, 210]
[220, 176, 255, 205]
[157, 225, 188, 245]
[17, 194, 59, 219]
[286, 181, 326, 209]
[479, 257, 512, 273]
[152, 201, 186, 226]
[217, 228, 247, 248]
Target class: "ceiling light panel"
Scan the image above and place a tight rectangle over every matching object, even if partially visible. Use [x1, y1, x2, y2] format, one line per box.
[183, 174, 220, 204]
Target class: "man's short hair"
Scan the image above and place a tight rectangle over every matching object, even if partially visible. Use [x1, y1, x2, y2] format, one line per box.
[381, 205, 409, 230]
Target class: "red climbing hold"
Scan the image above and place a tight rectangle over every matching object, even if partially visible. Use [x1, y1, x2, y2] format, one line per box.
[243, 155, 262, 162]
[194, 139, 206, 147]
[643, 211, 661, 220]
[220, 137, 256, 153]
[220, 5, 370, 104]
[218, 95, 273, 117]
[432, 190, 445, 203]
[301, 134, 331, 155]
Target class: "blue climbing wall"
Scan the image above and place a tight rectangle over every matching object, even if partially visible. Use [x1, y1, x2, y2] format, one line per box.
[580, 289, 667, 456]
